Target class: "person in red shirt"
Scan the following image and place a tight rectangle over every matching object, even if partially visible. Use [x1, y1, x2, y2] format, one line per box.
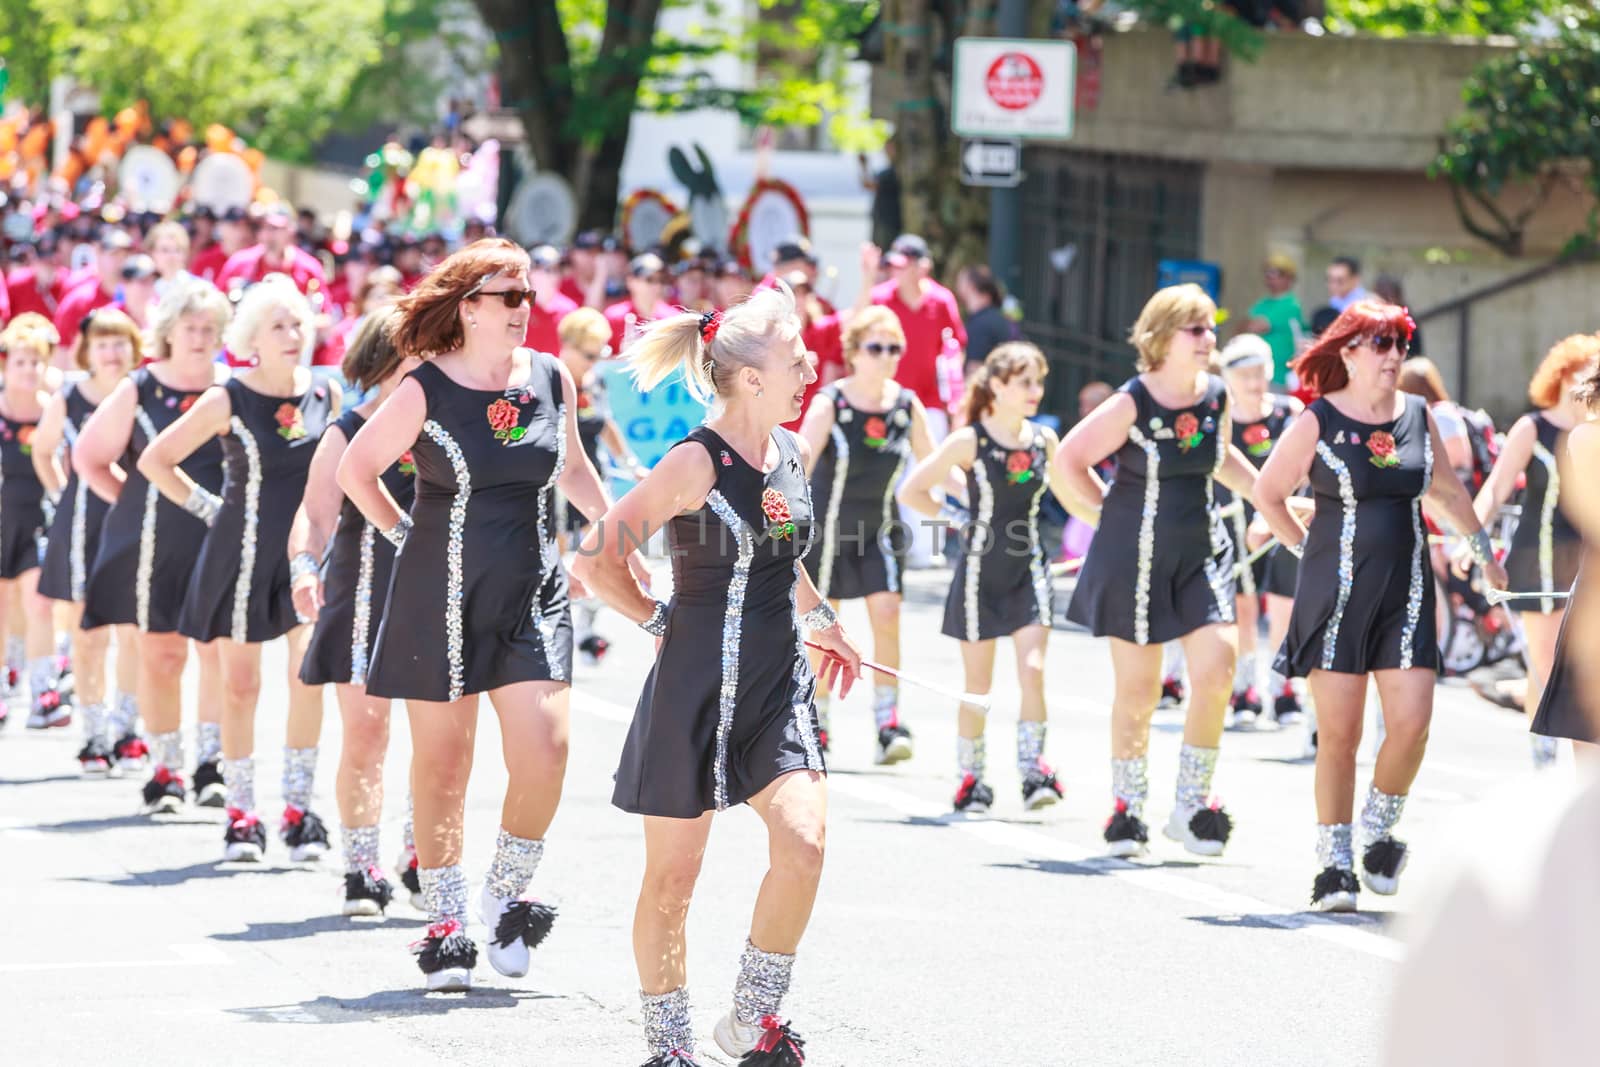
[324, 244, 381, 322]
[55, 230, 132, 351]
[113, 255, 159, 328]
[670, 253, 716, 313]
[190, 206, 252, 285]
[713, 258, 753, 310]
[6, 238, 69, 325]
[391, 236, 427, 291]
[784, 271, 844, 432]
[315, 265, 403, 368]
[560, 230, 603, 307]
[757, 235, 836, 316]
[524, 245, 580, 354]
[215, 204, 328, 298]
[602, 253, 675, 353]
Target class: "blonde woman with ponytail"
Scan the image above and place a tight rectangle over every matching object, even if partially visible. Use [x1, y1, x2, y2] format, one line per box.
[899, 342, 1077, 816]
[572, 282, 862, 1067]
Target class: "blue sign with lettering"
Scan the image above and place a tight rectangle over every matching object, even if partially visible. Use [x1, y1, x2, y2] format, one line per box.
[599, 363, 707, 479]
[1157, 259, 1222, 303]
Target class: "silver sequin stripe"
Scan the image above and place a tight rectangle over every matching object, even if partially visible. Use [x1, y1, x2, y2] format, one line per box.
[1201, 476, 1236, 624]
[1230, 504, 1255, 596]
[788, 562, 826, 773]
[1314, 439, 1357, 671]
[1025, 458, 1051, 627]
[69, 478, 89, 602]
[1531, 439, 1560, 614]
[879, 444, 906, 595]
[133, 409, 162, 633]
[704, 489, 755, 811]
[816, 423, 849, 598]
[530, 402, 568, 682]
[228, 416, 263, 643]
[422, 419, 471, 702]
[964, 456, 994, 643]
[349, 523, 377, 686]
[1398, 428, 1434, 669]
[1126, 425, 1161, 645]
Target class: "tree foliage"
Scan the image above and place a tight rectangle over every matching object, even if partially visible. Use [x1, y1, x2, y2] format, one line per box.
[0, 1, 68, 107]
[1324, 0, 1567, 37]
[1430, 7, 1600, 255]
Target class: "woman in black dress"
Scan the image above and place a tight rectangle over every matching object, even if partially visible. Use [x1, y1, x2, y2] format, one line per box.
[140, 275, 337, 864]
[900, 342, 1077, 815]
[1471, 334, 1596, 767]
[1059, 284, 1261, 858]
[0, 315, 65, 730]
[339, 240, 625, 993]
[1255, 299, 1506, 911]
[799, 306, 935, 765]
[1530, 361, 1600, 751]
[553, 307, 647, 666]
[1216, 334, 1305, 728]
[76, 277, 231, 814]
[33, 308, 141, 771]
[290, 309, 423, 914]
[572, 283, 862, 1067]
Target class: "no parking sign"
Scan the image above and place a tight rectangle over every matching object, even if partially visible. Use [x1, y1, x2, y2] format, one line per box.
[952, 38, 1076, 140]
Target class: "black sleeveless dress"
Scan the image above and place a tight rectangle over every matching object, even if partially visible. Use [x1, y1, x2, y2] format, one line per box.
[1504, 413, 1582, 615]
[40, 382, 110, 602]
[1067, 375, 1236, 645]
[366, 353, 572, 701]
[178, 377, 333, 643]
[1275, 393, 1439, 677]
[0, 410, 45, 578]
[1531, 564, 1595, 742]
[1218, 395, 1300, 598]
[613, 427, 825, 818]
[300, 410, 417, 686]
[803, 382, 914, 601]
[557, 373, 608, 535]
[941, 420, 1052, 641]
[82, 368, 225, 633]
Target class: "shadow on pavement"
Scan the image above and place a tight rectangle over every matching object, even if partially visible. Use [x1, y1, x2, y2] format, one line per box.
[992, 856, 1205, 879]
[213, 913, 429, 943]
[0, 773, 89, 787]
[229, 987, 561, 1023]
[1188, 910, 1391, 932]
[73, 860, 318, 888]
[35, 812, 216, 833]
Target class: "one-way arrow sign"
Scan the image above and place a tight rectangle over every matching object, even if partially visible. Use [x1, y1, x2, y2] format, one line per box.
[961, 138, 1023, 188]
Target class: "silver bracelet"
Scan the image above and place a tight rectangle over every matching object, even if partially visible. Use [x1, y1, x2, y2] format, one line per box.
[182, 486, 223, 527]
[1468, 528, 1494, 567]
[381, 513, 413, 549]
[1284, 540, 1304, 559]
[289, 551, 320, 584]
[640, 599, 668, 637]
[801, 601, 838, 632]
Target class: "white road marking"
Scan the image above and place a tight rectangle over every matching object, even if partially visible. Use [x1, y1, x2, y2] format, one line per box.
[571, 693, 1405, 962]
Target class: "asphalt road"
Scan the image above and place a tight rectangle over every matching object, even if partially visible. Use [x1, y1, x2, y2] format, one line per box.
[0, 565, 1556, 1065]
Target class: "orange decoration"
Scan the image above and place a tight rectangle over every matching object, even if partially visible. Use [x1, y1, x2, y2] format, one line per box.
[242, 148, 264, 173]
[205, 124, 235, 153]
[177, 145, 198, 174]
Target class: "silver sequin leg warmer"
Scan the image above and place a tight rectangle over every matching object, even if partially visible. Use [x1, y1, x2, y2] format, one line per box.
[483, 828, 545, 900]
[222, 757, 256, 813]
[732, 939, 796, 1025]
[150, 730, 184, 773]
[1316, 823, 1354, 871]
[343, 824, 381, 874]
[195, 721, 222, 765]
[957, 734, 987, 782]
[1111, 756, 1149, 818]
[641, 987, 696, 1056]
[1174, 744, 1219, 811]
[418, 863, 470, 924]
[1358, 784, 1406, 848]
[282, 746, 318, 810]
[1016, 720, 1046, 773]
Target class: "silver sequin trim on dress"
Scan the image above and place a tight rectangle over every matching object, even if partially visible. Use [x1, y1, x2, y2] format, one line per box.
[732, 939, 796, 1025]
[964, 455, 994, 642]
[705, 489, 754, 810]
[349, 523, 377, 685]
[531, 400, 568, 681]
[1531, 438, 1560, 614]
[1230, 504, 1255, 596]
[880, 436, 907, 595]
[69, 478, 89, 602]
[1398, 424, 1433, 669]
[787, 562, 825, 774]
[1314, 440, 1357, 670]
[422, 419, 471, 701]
[1201, 475, 1235, 624]
[641, 987, 695, 1057]
[133, 409, 161, 632]
[1111, 756, 1149, 817]
[1125, 425, 1161, 645]
[1025, 443, 1051, 626]
[1316, 822, 1354, 870]
[228, 415, 263, 643]
[483, 827, 545, 900]
[816, 421, 849, 598]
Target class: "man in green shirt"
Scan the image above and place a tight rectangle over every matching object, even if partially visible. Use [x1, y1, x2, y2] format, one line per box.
[1244, 253, 1306, 387]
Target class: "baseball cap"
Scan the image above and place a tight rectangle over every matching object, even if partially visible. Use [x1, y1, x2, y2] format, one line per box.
[886, 234, 929, 265]
[99, 228, 134, 252]
[220, 205, 249, 223]
[629, 252, 666, 279]
[771, 235, 816, 266]
[1265, 253, 1298, 276]
[573, 229, 603, 251]
[715, 258, 748, 279]
[260, 205, 294, 229]
[120, 254, 158, 282]
[529, 244, 562, 270]
[1221, 333, 1273, 370]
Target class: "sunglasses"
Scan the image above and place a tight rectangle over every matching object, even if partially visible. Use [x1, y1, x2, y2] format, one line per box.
[1178, 324, 1215, 337]
[469, 288, 534, 309]
[582, 345, 612, 361]
[861, 342, 904, 357]
[1350, 334, 1409, 355]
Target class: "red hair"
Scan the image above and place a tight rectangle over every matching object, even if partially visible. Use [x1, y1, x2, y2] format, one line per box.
[1528, 333, 1600, 409]
[1292, 299, 1416, 397]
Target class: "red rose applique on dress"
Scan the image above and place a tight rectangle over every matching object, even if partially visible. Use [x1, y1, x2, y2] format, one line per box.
[863, 416, 889, 449]
[761, 486, 796, 541]
[1366, 430, 1400, 469]
[275, 403, 307, 441]
[397, 450, 416, 476]
[1174, 412, 1203, 453]
[1241, 422, 1272, 457]
[486, 397, 526, 444]
[1005, 450, 1035, 485]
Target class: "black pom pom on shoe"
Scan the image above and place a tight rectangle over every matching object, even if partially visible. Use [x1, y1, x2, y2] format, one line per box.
[739, 1016, 806, 1066]
[641, 1052, 701, 1067]
[493, 899, 558, 950]
[411, 920, 479, 975]
[1189, 804, 1233, 844]
[1363, 837, 1406, 879]
[1311, 866, 1359, 905]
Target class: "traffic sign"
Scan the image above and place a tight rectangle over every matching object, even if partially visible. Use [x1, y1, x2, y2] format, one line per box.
[961, 138, 1023, 188]
[952, 38, 1076, 140]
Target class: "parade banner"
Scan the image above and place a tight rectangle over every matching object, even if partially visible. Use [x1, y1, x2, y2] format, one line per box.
[598, 361, 707, 476]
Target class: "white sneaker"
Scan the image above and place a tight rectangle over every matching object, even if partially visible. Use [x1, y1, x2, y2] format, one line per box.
[712, 1009, 761, 1059]
[1163, 803, 1231, 857]
[426, 967, 472, 992]
[476, 886, 557, 978]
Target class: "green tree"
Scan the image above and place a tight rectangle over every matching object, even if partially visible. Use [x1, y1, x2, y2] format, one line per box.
[1324, 0, 1567, 36]
[1430, 8, 1600, 256]
[0, 1, 68, 106]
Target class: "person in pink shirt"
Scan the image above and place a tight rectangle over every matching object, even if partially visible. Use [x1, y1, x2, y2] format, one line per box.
[190, 206, 252, 284]
[215, 204, 328, 299]
[7, 238, 69, 324]
[603, 253, 675, 354]
[55, 230, 132, 351]
[523, 245, 580, 354]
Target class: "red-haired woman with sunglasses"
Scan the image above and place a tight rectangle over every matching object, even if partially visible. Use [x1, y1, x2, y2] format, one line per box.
[1254, 299, 1506, 912]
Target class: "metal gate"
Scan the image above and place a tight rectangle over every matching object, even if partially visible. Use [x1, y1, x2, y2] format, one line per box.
[1017, 150, 1204, 419]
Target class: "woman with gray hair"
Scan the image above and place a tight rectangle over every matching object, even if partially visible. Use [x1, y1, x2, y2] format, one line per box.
[139, 274, 338, 864]
[75, 275, 231, 815]
[572, 282, 862, 1067]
